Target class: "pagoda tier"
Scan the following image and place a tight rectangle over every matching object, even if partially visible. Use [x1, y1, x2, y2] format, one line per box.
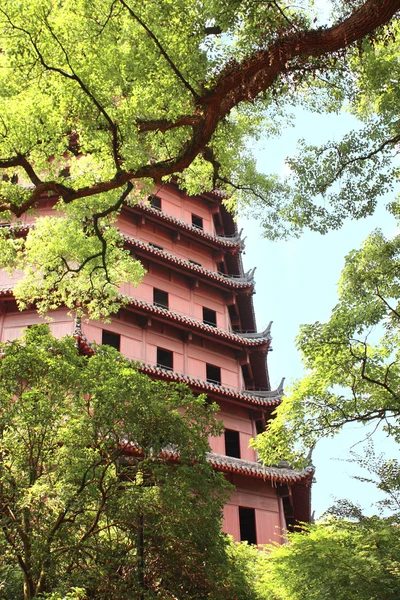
[0, 182, 313, 544]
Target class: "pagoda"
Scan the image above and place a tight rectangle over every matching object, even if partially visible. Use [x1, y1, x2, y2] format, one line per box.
[0, 183, 313, 544]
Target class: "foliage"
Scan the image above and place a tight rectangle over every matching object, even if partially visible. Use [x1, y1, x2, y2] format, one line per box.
[0, 324, 254, 600]
[0, 0, 398, 316]
[224, 451, 400, 600]
[259, 450, 400, 600]
[264, 21, 400, 239]
[254, 229, 400, 467]
[258, 515, 400, 600]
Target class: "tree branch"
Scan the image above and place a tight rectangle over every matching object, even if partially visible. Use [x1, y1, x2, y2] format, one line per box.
[1, 0, 399, 216]
[119, 0, 199, 99]
[137, 115, 202, 133]
[0, 154, 42, 187]
[41, 14, 122, 170]
[325, 132, 400, 187]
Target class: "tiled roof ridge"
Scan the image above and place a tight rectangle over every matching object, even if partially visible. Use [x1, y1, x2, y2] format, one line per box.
[123, 235, 255, 289]
[123, 295, 271, 347]
[208, 452, 314, 484]
[0, 224, 254, 289]
[121, 446, 313, 484]
[138, 363, 283, 407]
[72, 316, 94, 355]
[0, 286, 268, 347]
[242, 377, 285, 399]
[130, 203, 244, 250]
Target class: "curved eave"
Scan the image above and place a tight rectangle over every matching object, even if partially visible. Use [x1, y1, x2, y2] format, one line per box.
[139, 363, 283, 408]
[208, 453, 314, 485]
[1, 225, 254, 292]
[121, 445, 313, 486]
[125, 204, 243, 253]
[0, 286, 269, 349]
[0, 287, 13, 297]
[123, 236, 255, 291]
[123, 296, 271, 349]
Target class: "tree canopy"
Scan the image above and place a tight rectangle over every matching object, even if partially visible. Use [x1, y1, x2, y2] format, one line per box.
[1, 0, 400, 317]
[257, 514, 400, 600]
[267, 20, 400, 237]
[0, 325, 254, 600]
[255, 229, 400, 467]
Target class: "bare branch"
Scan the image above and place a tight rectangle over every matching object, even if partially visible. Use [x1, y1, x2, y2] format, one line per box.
[270, 0, 299, 31]
[375, 287, 400, 320]
[326, 132, 400, 187]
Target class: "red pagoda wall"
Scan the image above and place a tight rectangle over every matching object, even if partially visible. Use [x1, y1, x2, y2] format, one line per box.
[0, 183, 313, 545]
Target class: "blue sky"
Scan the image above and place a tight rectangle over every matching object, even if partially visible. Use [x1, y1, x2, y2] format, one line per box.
[239, 107, 400, 517]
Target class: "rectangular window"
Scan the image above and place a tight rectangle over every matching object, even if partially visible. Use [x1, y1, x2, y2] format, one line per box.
[203, 307, 217, 327]
[206, 363, 221, 385]
[188, 259, 202, 267]
[157, 347, 173, 370]
[102, 330, 121, 351]
[153, 288, 169, 309]
[239, 507, 257, 544]
[149, 195, 162, 210]
[224, 429, 241, 458]
[191, 214, 203, 230]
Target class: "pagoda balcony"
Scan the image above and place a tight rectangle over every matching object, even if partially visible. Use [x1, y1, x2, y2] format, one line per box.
[123, 235, 256, 291]
[126, 202, 245, 253]
[120, 294, 272, 349]
[0, 223, 254, 291]
[120, 447, 313, 486]
[137, 360, 284, 409]
[207, 453, 314, 485]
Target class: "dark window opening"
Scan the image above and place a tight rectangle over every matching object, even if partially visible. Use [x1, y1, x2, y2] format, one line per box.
[239, 507, 257, 544]
[224, 429, 241, 458]
[218, 261, 227, 275]
[102, 330, 121, 351]
[191, 214, 203, 230]
[241, 364, 250, 381]
[188, 259, 202, 267]
[149, 195, 162, 210]
[59, 166, 70, 178]
[228, 305, 237, 320]
[203, 307, 217, 327]
[153, 288, 169, 309]
[206, 363, 221, 385]
[157, 347, 173, 370]
[255, 419, 265, 435]
[282, 496, 295, 531]
[212, 213, 222, 228]
[149, 242, 163, 252]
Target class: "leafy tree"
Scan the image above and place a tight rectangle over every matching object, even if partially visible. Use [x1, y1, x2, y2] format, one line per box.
[254, 229, 400, 467]
[0, 0, 399, 317]
[261, 20, 400, 239]
[255, 448, 400, 600]
[258, 515, 400, 600]
[0, 324, 253, 600]
[219, 449, 400, 600]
